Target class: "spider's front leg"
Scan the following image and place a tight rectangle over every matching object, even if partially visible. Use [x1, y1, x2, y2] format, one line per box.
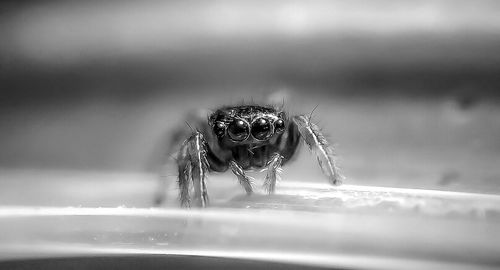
[177, 131, 210, 208]
[292, 115, 344, 185]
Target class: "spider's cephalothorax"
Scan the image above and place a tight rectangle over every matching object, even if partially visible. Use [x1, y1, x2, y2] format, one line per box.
[157, 104, 343, 208]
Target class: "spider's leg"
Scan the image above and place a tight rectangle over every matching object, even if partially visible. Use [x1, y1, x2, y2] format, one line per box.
[154, 142, 186, 206]
[187, 132, 210, 207]
[292, 115, 344, 185]
[176, 138, 192, 207]
[263, 153, 283, 194]
[176, 132, 210, 208]
[154, 141, 190, 206]
[153, 110, 210, 206]
[229, 161, 254, 194]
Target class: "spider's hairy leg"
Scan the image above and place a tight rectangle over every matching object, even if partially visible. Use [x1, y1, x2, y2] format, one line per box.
[175, 137, 192, 207]
[263, 153, 283, 194]
[178, 132, 210, 208]
[154, 144, 187, 206]
[153, 138, 184, 206]
[292, 115, 344, 185]
[178, 162, 192, 207]
[229, 161, 254, 194]
[154, 109, 211, 207]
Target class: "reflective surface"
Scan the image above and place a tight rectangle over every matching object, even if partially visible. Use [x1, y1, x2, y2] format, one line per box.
[1, 174, 500, 269]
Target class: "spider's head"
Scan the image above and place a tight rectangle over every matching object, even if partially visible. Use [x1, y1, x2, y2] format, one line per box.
[209, 105, 286, 145]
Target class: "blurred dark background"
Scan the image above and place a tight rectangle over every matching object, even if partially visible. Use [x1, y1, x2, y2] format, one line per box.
[1, 0, 500, 194]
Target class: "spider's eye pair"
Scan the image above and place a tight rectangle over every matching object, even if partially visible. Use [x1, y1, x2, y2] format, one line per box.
[228, 118, 270, 141]
[214, 118, 285, 141]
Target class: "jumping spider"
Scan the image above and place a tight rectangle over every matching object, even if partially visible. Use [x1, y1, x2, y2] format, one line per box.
[157, 104, 343, 208]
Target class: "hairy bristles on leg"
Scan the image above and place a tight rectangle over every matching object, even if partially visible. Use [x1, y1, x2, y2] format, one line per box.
[292, 115, 344, 185]
[175, 138, 192, 208]
[229, 161, 254, 194]
[187, 132, 210, 207]
[178, 162, 191, 208]
[263, 153, 283, 194]
[175, 132, 210, 208]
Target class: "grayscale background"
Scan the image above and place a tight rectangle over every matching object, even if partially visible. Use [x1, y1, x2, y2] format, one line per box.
[1, 0, 500, 192]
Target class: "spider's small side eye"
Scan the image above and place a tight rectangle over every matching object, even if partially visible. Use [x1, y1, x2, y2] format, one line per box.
[251, 117, 272, 140]
[228, 119, 250, 141]
[274, 119, 285, 133]
[213, 121, 226, 137]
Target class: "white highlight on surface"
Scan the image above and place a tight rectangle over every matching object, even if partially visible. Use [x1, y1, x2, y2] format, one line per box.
[1, 182, 499, 218]
[280, 182, 500, 200]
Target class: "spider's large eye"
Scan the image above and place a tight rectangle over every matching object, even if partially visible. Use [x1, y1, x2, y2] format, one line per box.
[251, 117, 272, 140]
[228, 118, 249, 141]
[213, 121, 226, 138]
[274, 118, 285, 133]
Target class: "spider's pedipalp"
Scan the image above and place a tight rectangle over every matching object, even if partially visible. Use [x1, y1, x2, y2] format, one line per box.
[292, 115, 344, 185]
[229, 161, 254, 194]
[263, 153, 283, 194]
